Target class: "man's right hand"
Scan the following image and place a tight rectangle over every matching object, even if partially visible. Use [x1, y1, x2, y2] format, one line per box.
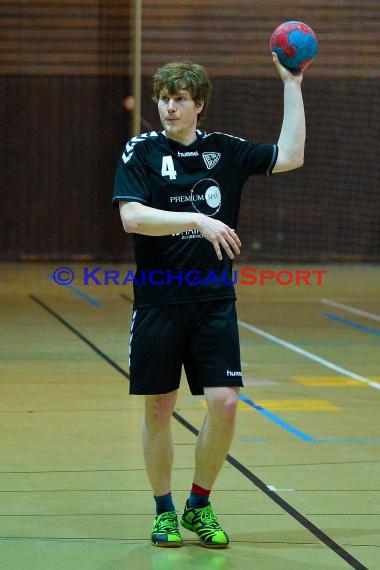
[195, 214, 241, 261]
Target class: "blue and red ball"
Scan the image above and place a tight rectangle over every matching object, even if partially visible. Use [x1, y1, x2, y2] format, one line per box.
[270, 21, 319, 72]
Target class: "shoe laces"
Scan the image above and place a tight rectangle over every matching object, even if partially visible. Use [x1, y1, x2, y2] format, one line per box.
[199, 505, 219, 527]
[156, 512, 177, 532]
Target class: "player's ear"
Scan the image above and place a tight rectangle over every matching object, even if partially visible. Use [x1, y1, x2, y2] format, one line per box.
[196, 100, 205, 114]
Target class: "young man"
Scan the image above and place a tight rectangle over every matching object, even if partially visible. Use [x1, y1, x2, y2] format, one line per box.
[113, 55, 306, 548]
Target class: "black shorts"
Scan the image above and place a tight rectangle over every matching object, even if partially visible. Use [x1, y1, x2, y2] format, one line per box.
[128, 299, 243, 395]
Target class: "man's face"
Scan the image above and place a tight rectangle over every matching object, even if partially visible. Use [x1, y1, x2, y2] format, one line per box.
[157, 88, 204, 145]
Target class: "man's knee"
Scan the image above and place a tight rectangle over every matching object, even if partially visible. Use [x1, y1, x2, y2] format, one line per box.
[144, 391, 178, 426]
[204, 387, 239, 424]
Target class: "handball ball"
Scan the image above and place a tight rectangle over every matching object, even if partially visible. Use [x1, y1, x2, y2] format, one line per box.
[270, 21, 319, 71]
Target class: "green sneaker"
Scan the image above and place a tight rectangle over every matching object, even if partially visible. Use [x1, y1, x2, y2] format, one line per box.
[180, 501, 229, 548]
[151, 511, 183, 547]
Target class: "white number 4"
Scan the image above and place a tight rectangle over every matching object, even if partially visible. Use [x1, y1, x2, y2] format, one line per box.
[161, 156, 177, 180]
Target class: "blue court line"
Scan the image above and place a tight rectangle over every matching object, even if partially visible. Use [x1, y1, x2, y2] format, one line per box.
[323, 313, 380, 337]
[238, 393, 316, 442]
[315, 439, 380, 443]
[241, 439, 380, 444]
[46, 273, 102, 308]
[238, 394, 380, 444]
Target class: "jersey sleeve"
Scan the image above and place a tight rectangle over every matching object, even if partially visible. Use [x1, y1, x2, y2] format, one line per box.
[112, 141, 151, 207]
[234, 139, 278, 179]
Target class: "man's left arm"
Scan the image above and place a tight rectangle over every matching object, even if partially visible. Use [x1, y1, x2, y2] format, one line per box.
[272, 52, 306, 173]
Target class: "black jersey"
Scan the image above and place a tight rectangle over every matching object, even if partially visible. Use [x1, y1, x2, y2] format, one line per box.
[113, 129, 278, 307]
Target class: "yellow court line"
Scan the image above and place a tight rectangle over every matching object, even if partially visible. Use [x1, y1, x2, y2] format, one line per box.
[200, 399, 340, 411]
[255, 400, 340, 411]
[293, 376, 366, 387]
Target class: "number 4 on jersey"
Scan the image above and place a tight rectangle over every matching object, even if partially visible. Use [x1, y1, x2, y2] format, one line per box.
[161, 156, 177, 180]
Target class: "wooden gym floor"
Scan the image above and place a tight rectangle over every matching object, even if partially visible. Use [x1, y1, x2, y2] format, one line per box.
[0, 262, 379, 570]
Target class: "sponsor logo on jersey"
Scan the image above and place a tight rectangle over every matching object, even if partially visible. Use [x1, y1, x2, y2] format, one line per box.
[191, 178, 221, 216]
[177, 150, 199, 157]
[171, 229, 203, 240]
[170, 178, 221, 217]
[170, 194, 204, 204]
[202, 152, 221, 169]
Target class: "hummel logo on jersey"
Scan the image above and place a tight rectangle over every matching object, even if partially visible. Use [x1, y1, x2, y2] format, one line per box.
[202, 152, 221, 169]
[178, 151, 199, 157]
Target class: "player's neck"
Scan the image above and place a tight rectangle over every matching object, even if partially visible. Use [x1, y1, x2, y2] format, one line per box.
[163, 129, 198, 146]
